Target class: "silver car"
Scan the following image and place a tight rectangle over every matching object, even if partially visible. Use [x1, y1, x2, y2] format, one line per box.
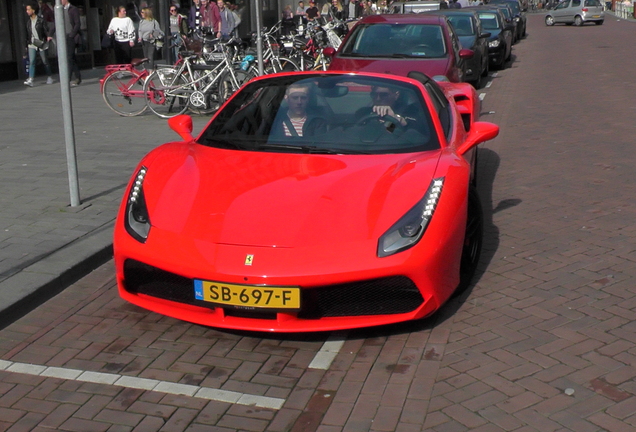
[545, 0, 604, 26]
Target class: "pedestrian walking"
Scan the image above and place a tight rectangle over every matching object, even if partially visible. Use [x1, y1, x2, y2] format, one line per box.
[138, 8, 163, 73]
[23, 0, 53, 87]
[107, 6, 135, 64]
[61, 0, 81, 86]
[217, 0, 237, 39]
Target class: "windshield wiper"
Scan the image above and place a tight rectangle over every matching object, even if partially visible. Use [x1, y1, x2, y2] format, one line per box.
[201, 137, 252, 150]
[257, 143, 370, 155]
[389, 53, 418, 58]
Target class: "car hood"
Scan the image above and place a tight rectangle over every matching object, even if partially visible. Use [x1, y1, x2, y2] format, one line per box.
[330, 56, 453, 80]
[142, 143, 442, 248]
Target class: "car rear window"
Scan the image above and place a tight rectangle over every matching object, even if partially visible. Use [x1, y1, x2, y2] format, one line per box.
[585, 0, 600, 5]
[478, 13, 501, 29]
[447, 16, 475, 36]
[340, 23, 448, 58]
[199, 74, 441, 155]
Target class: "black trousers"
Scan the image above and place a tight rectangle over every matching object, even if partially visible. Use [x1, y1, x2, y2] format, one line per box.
[113, 40, 133, 64]
[66, 36, 81, 81]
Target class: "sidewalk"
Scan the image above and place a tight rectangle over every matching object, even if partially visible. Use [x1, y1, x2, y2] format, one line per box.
[0, 67, 207, 328]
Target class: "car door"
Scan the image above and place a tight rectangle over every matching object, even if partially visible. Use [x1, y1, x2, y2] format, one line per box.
[446, 22, 466, 82]
[553, 0, 573, 22]
[474, 16, 488, 73]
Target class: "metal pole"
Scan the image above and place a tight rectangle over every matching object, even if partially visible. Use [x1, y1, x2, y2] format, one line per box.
[158, 0, 171, 64]
[54, 0, 81, 207]
[254, 0, 264, 75]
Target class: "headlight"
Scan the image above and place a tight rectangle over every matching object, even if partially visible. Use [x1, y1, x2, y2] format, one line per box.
[377, 178, 444, 258]
[125, 166, 151, 243]
[515, 17, 520, 22]
[489, 39, 500, 48]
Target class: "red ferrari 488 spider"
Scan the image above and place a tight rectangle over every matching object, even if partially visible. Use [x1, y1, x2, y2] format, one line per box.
[114, 71, 499, 332]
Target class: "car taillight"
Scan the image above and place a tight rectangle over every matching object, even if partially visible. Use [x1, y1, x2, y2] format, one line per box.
[582, 7, 588, 11]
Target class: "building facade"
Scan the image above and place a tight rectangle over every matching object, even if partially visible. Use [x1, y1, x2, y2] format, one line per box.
[0, 0, 287, 82]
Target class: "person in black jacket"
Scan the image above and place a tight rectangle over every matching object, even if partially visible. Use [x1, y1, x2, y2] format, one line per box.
[61, 0, 82, 86]
[24, 0, 53, 86]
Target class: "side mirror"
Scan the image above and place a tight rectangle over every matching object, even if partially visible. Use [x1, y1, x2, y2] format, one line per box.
[323, 47, 336, 57]
[480, 31, 491, 38]
[457, 121, 499, 155]
[168, 114, 195, 142]
[459, 48, 475, 59]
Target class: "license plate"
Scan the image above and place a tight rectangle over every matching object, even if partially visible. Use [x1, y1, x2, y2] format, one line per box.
[592, 15, 600, 17]
[194, 280, 300, 309]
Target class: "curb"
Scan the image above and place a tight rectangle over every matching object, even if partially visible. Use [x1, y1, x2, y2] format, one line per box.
[0, 222, 114, 330]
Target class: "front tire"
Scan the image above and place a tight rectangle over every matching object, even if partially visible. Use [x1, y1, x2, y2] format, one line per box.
[457, 186, 484, 294]
[545, 15, 555, 26]
[102, 70, 147, 117]
[574, 15, 583, 26]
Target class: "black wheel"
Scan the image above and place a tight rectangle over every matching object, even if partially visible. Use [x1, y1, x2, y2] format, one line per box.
[595, 20, 603, 25]
[144, 69, 191, 119]
[217, 69, 255, 104]
[545, 15, 555, 26]
[102, 70, 147, 117]
[457, 186, 483, 294]
[481, 55, 489, 77]
[574, 15, 583, 26]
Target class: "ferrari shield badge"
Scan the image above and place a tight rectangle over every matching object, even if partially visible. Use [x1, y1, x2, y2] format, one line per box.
[245, 254, 254, 266]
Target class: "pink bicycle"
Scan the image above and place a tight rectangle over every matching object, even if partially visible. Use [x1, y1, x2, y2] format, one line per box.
[100, 58, 151, 116]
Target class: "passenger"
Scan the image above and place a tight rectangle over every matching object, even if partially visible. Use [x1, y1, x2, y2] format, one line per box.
[273, 83, 328, 137]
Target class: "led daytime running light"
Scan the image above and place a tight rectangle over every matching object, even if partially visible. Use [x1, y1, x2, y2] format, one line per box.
[129, 167, 147, 203]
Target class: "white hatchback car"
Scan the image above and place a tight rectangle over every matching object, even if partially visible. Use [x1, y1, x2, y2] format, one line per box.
[545, 0, 604, 26]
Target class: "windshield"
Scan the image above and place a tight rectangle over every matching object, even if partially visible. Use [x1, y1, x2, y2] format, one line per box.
[478, 12, 501, 29]
[498, 7, 512, 19]
[447, 16, 475, 36]
[199, 74, 440, 155]
[340, 23, 447, 58]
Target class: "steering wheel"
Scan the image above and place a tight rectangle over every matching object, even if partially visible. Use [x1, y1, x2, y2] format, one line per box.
[355, 112, 405, 133]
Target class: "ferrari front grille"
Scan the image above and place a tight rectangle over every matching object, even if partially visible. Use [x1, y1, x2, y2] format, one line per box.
[122, 260, 424, 318]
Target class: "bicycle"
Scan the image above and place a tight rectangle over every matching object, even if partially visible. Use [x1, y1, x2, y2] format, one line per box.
[100, 58, 150, 117]
[143, 37, 256, 118]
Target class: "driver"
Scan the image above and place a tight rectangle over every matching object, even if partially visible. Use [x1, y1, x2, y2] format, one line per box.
[366, 85, 411, 127]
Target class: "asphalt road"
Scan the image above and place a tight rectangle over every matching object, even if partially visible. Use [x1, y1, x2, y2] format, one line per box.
[1, 12, 636, 432]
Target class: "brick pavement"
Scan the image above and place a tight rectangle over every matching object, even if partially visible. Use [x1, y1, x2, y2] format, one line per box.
[0, 11, 635, 432]
[0, 64, 207, 327]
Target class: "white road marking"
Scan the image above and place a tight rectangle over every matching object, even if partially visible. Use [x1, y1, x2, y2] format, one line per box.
[309, 332, 347, 370]
[479, 93, 486, 101]
[485, 80, 493, 88]
[0, 359, 284, 409]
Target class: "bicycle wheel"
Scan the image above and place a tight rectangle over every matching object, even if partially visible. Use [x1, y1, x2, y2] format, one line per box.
[265, 57, 300, 74]
[217, 69, 255, 104]
[144, 68, 191, 119]
[187, 69, 223, 116]
[102, 70, 148, 117]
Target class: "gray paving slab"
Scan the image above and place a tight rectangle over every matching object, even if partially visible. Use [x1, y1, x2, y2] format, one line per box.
[0, 64, 208, 328]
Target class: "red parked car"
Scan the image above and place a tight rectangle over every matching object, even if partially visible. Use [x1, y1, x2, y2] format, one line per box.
[327, 14, 475, 83]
